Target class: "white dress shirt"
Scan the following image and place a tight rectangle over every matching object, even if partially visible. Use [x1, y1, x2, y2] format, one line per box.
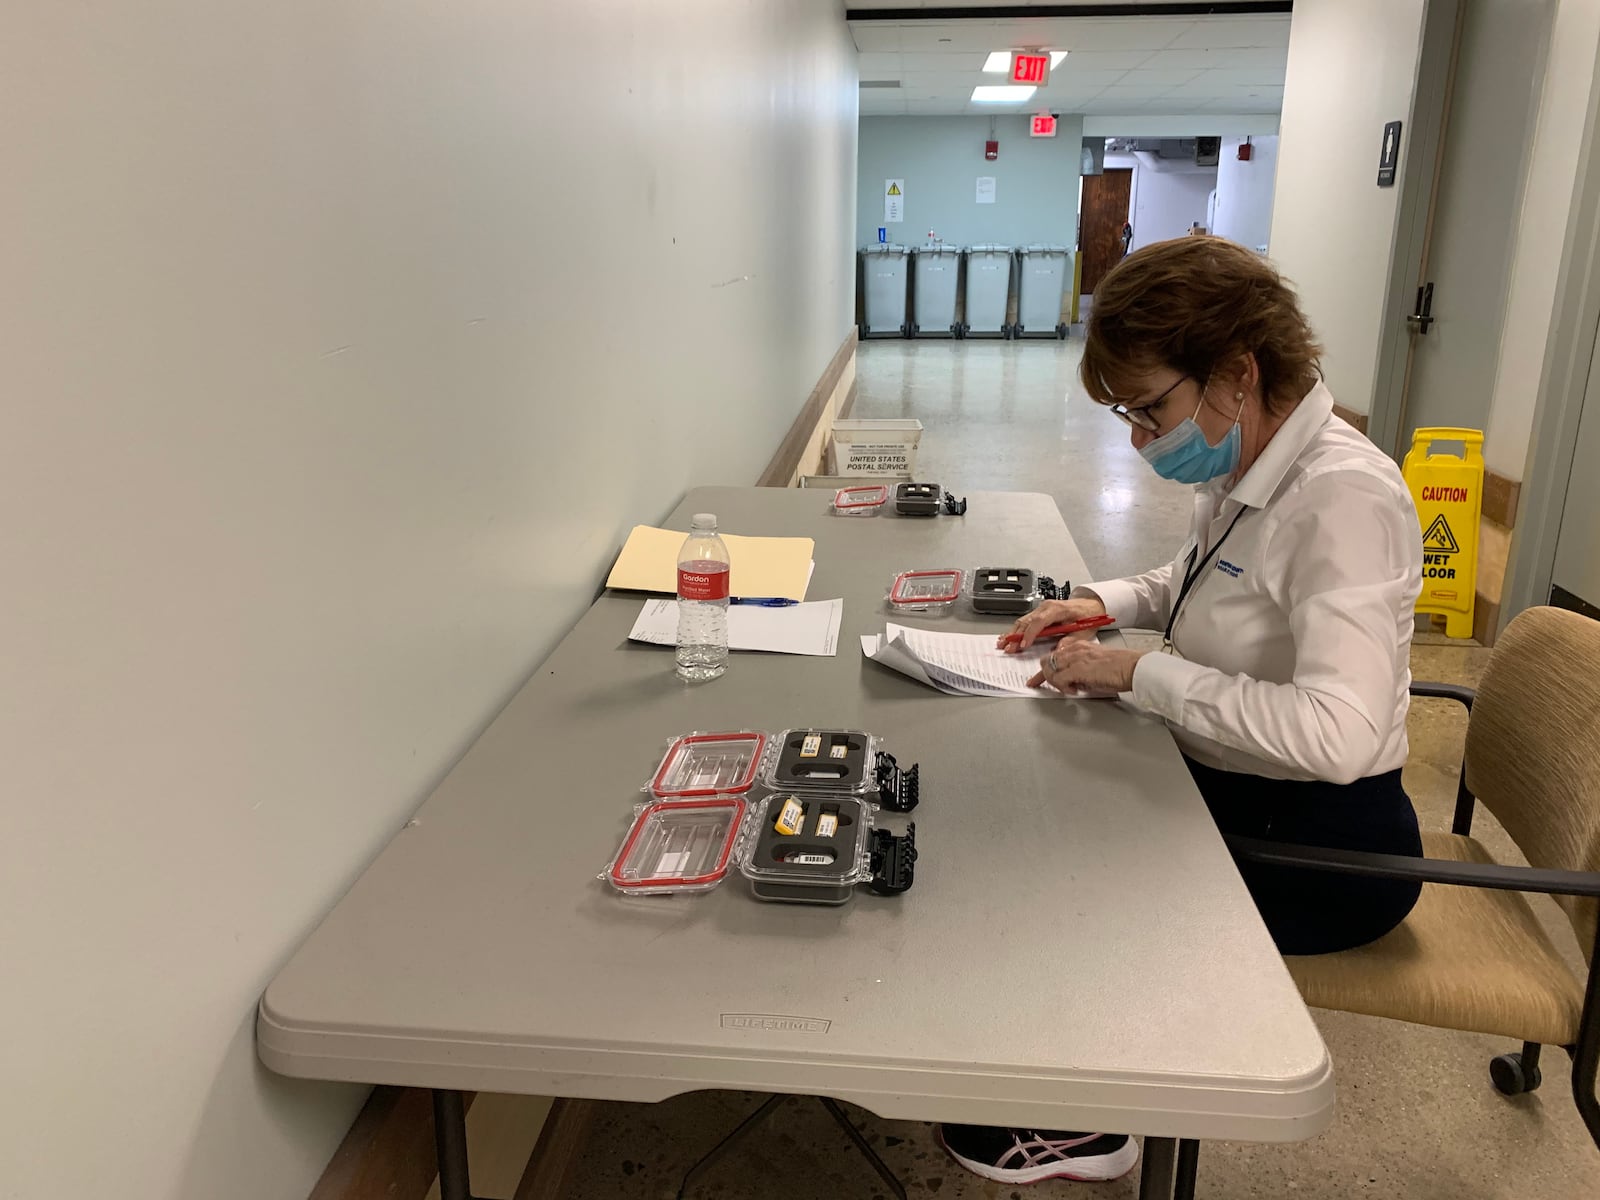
[1079, 382, 1423, 785]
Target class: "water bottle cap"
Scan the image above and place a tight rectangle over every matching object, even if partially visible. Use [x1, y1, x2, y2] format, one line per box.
[691, 513, 717, 529]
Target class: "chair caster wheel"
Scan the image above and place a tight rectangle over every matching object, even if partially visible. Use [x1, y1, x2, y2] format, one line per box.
[1490, 1052, 1542, 1095]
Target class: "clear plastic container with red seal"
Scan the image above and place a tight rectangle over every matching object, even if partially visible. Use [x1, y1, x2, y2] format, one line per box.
[648, 731, 767, 798]
[887, 568, 964, 613]
[739, 793, 876, 904]
[761, 728, 878, 794]
[605, 796, 748, 896]
[832, 484, 890, 517]
[603, 792, 916, 903]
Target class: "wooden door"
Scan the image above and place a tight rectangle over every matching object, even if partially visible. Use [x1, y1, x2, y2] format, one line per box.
[1079, 168, 1132, 295]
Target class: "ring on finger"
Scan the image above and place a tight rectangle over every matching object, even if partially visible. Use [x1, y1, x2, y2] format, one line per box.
[1047, 652, 1058, 671]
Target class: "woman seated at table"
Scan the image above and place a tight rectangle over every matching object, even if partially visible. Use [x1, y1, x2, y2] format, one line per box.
[938, 236, 1426, 1187]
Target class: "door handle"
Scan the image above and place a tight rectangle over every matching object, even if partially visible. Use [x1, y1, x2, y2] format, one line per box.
[1407, 282, 1436, 334]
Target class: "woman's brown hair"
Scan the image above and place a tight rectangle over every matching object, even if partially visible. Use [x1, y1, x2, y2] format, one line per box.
[1079, 236, 1323, 415]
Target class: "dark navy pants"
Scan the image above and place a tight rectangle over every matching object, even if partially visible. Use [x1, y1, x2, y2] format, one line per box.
[1184, 756, 1423, 956]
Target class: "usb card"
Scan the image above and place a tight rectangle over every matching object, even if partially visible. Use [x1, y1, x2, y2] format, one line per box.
[773, 795, 805, 835]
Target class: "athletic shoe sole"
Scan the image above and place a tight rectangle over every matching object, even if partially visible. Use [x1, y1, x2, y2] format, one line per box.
[937, 1129, 1140, 1185]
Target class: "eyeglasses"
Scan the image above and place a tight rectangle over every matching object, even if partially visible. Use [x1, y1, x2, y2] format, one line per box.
[1108, 376, 1191, 433]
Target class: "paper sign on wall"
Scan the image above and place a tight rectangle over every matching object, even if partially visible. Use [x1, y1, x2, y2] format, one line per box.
[884, 179, 904, 223]
[976, 176, 996, 204]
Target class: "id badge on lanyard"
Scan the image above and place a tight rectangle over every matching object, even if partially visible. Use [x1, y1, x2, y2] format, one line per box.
[1163, 506, 1249, 652]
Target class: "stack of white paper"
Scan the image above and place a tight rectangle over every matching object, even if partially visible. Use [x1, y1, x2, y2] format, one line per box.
[861, 623, 1109, 698]
[630, 598, 843, 657]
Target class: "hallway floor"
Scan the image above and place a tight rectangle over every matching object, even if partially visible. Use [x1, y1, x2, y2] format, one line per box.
[557, 340, 1598, 1200]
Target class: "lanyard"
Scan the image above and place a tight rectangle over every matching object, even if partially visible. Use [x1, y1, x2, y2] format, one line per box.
[1163, 505, 1250, 649]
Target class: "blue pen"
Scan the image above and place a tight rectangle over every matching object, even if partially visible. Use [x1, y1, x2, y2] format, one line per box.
[731, 597, 798, 607]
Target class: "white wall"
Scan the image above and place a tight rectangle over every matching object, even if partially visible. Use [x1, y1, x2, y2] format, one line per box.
[1486, 0, 1600, 477]
[0, 4, 856, 1199]
[1270, 0, 1429, 414]
[1213, 136, 1280, 251]
[857, 115, 1085, 248]
[1105, 153, 1218, 251]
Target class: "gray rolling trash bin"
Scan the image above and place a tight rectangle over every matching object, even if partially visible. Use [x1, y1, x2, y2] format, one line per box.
[911, 243, 961, 338]
[860, 244, 911, 339]
[1015, 243, 1072, 339]
[962, 245, 1013, 339]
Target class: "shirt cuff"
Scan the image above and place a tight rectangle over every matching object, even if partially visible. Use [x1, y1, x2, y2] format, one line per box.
[1072, 580, 1140, 628]
[1130, 651, 1209, 723]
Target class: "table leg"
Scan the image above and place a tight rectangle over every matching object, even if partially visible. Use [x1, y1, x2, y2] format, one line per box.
[1175, 1138, 1200, 1200]
[1138, 1136, 1178, 1200]
[432, 1090, 482, 1200]
[676, 1094, 787, 1200]
[677, 1094, 910, 1200]
[818, 1097, 908, 1200]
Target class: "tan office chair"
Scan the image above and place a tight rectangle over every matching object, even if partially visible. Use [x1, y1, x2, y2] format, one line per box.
[1230, 606, 1600, 1148]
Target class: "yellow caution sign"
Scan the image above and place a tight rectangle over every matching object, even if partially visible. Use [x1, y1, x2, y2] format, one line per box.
[1401, 427, 1483, 638]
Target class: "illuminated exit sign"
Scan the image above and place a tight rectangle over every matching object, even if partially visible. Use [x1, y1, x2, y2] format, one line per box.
[1030, 113, 1058, 138]
[1011, 51, 1051, 86]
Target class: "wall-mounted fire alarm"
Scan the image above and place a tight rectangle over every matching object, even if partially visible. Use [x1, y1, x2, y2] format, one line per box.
[1238, 136, 1254, 162]
[985, 139, 998, 161]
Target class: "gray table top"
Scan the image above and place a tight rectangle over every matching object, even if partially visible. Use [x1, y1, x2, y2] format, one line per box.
[259, 487, 1333, 1142]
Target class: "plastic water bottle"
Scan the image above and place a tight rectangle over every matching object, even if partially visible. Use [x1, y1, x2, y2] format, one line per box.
[676, 514, 730, 682]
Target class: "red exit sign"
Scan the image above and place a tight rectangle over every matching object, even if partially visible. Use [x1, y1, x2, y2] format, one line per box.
[1011, 51, 1052, 86]
[1030, 113, 1058, 138]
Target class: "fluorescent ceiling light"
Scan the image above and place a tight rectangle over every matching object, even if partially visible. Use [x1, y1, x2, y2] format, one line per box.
[1051, 51, 1069, 67]
[972, 85, 1036, 103]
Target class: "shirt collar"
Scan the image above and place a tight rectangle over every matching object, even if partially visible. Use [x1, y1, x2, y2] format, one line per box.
[1224, 380, 1336, 509]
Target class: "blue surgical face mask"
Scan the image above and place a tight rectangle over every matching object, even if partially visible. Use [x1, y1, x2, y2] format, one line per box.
[1138, 394, 1243, 484]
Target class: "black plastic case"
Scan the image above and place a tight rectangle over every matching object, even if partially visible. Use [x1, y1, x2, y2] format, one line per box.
[969, 569, 1059, 614]
[894, 482, 943, 516]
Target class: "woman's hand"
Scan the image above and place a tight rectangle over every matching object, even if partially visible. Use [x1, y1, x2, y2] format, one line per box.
[1029, 639, 1146, 695]
[998, 595, 1108, 653]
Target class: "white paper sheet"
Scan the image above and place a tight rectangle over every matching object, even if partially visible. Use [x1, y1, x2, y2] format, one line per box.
[862, 623, 1110, 698]
[630, 598, 843, 657]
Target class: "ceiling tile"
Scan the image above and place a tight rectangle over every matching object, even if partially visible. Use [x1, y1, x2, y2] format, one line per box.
[1140, 46, 1289, 73]
[1049, 17, 1191, 52]
[847, 10, 1289, 119]
[1054, 50, 1157, 71]
[903, 22, 1009, 52]
[898, 50, 990, 71]
[1193, 67, 1288, 88]
[1118, 67, 1206, 87]
[1097, 83, 1172, 99]
[1163, 17, 1291, 50]
[850, 26, 902, 53]
[1045, 67, 1132, 88]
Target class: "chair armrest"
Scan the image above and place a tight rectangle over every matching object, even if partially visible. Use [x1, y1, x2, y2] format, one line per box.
[1409, 681, 1475, 709]
[1225, 835, 1600, 899]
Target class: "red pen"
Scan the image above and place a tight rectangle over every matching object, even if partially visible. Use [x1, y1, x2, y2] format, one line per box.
[1000, 614, 1115, 646]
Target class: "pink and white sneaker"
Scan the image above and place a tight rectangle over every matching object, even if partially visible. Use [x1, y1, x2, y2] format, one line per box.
[937, 1125, 1139, 1185]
